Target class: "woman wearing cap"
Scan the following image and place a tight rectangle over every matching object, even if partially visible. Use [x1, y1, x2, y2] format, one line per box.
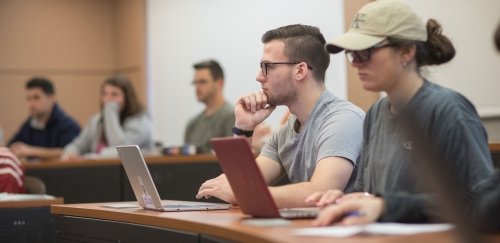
[306, 0, 494, 226]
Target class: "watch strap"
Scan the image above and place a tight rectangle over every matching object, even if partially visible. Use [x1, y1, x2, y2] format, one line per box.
[232, 127, 254, 137]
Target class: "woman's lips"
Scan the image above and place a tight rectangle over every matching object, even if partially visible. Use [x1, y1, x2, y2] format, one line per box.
[358, 72, 368, 79]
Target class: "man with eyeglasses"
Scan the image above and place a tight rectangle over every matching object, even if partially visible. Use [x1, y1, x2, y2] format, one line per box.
[184, 59, 235, 154]
[197, 24, 365, 208]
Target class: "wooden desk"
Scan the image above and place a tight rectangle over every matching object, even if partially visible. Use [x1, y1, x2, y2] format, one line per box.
[23, 154, 218, 169]
[490, 143, 500, 168]
[50, 201, 500, 243]
[0, 197, 63, 208]
[0, 197, 64, 243]
[490, 143, 500, 153]
[24, 155, 222, 204]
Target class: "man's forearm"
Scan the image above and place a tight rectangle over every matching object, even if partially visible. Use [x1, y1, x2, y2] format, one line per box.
[269, 182, 333, 208]
[30, 147, 63, 160]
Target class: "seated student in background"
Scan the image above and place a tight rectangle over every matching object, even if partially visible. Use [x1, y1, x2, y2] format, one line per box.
[307, 0, 494, 226]
[61, 75, 153, 161]
[196, 24, 365, 208]
[184, 59, 235, 154]
[8, 77, 80, 160]
[0, 147, 25, 193]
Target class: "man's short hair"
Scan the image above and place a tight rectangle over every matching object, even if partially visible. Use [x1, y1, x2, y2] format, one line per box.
[261, 24, 330, 82]
[26, 77, 55, 95]
[193, 59, 224, 81]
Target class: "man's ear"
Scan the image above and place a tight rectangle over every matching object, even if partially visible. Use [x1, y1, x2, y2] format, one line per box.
[215, 78, 224, 88]
[48, 94, 57, 103]
[295, 62, 308, 81]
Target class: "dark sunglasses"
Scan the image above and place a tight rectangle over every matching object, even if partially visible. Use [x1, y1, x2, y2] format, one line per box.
[345, 42, 397, 63]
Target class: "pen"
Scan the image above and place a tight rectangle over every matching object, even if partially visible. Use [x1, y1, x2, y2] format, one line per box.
[344, 211, 365, 217]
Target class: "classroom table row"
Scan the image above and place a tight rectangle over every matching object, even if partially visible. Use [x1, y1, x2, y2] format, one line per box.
[25, 143, 500, 204]
[2, 196, 500, 243]
[10, 143, 500, 243]
[51, 200, 500, 243]
[24, 154, 224, 204]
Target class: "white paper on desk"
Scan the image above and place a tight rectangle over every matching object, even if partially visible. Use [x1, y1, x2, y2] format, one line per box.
[294, 223, 454, 238]
[365, 223, 453, 235]
[295, 225, 364, 237]
[242, 218, 291, 227]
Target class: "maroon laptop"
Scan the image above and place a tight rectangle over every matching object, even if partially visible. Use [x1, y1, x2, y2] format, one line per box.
[210, 137, 319, 219]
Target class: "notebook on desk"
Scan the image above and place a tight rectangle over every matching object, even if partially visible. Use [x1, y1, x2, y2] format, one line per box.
[210, 137, 319, 219]
[116, 145, 231, 212]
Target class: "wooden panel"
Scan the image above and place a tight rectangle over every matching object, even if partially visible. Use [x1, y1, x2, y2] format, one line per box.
[114, 0, 148, 105]
[345, 0, 380, 111]
[0, 0, 115, 70]
[0, 0, 147, 143]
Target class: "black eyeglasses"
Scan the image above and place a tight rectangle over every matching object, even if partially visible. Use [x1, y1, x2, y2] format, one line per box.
[345, 42, 397, 63]
[260, 61, 314, 76]
[191, 79, 212, 86]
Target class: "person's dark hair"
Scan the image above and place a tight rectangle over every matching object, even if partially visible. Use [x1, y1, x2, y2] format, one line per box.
[261, 24, 330, 82]
[101, 75, 144, 124]
[193, 59, 224, 81]
[495, 21, 500, 52]
[388, 19, 455, 70]
[26, 77, 55, 95]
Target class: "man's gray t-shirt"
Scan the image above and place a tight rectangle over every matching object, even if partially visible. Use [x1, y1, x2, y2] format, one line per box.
[260, 90, 365, 184]
[184, 101, 235, 154]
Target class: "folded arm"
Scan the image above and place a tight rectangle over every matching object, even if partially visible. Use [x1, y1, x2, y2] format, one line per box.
[10, 142, 63, 160]
[267, 156, 353, 208]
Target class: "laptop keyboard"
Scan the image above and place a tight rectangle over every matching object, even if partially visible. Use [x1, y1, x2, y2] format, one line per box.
[279, 208, 319, 219]
[163, 204, 199, 209]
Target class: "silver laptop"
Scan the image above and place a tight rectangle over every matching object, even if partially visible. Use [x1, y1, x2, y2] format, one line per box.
[116, 145, 231, 212]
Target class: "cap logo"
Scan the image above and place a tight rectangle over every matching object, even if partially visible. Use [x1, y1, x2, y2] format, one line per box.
[351, 13, 366, 29]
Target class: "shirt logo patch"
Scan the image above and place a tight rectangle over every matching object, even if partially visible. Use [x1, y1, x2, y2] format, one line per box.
[403, 141, 414, 150]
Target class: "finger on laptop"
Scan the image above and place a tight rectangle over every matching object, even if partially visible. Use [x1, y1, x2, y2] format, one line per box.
[196, 187, 215, 199]
[315, 189, 344, 207]
[337, 192, 373, 203]
[305, 191, 324, 205]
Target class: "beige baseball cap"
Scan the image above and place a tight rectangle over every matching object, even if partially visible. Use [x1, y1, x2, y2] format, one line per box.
[326, 0, 427, 53]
